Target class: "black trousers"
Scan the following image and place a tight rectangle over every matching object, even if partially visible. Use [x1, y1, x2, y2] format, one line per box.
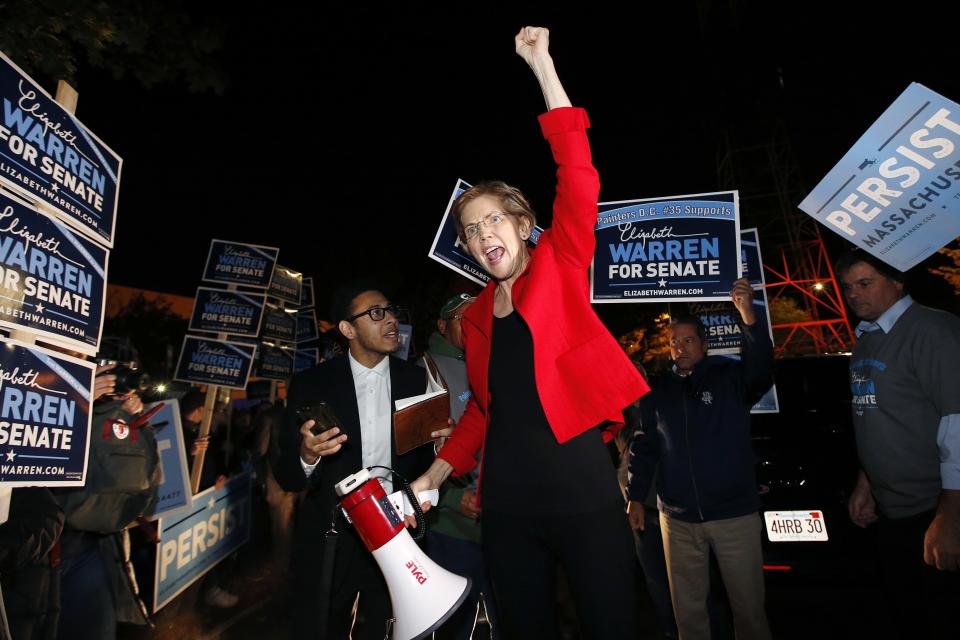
[877, 509, 960, 640]
[482, 502, 638, 640]
[290, 526, 391, 640]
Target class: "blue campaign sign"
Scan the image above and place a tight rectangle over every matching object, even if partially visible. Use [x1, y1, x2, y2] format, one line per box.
[143, 399, 190, 519]
[740, 228, 765, 287]
[0, 337, 94, 486]
[0, 190, 108, 355]
[254, 343, 294, 380]
[202, 239, 279, 289]
[296, 309, 319, 343]
[294, 347, 319, 373]
[268, 264, 302, 305]
[153, 472, 252, 611]
[174, 336, 255, 390]
[299, 276, 315, 309]
[189, 287, 266, 337]
[592, 191, 742, 303]
[799, 83, 960, 271]
[0, 52, 121, 248]
[260, 303, 297, 343]
[428, 178, 543, 286]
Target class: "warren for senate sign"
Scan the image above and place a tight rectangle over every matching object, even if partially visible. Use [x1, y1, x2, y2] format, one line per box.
[0, 337, 94, 487]
[800, 83, 960, 271]
[142, 399, 191, 519]
[174, 336, 255, 390]
[189, 287, 266, 337]
[592, 191, 741, 303]
[0, 190, 107, 355]
[202, 239, 278, 289]
[268, 265, 302, 305]
[0, 52, 121, 248]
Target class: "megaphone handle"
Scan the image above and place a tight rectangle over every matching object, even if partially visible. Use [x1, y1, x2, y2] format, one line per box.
[401, 480, 427, 541]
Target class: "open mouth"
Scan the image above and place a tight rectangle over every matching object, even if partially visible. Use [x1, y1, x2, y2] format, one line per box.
[383, 330, 398, 342]
[484, 246, 505, 265]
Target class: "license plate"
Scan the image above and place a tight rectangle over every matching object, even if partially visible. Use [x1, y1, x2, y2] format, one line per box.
[764, 510, 828, 542]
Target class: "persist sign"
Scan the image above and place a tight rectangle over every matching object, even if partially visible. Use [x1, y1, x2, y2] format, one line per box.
[800, 83, 960, 271]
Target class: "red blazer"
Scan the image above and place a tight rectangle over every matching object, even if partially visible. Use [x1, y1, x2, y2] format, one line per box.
[438, 107, 650, 476]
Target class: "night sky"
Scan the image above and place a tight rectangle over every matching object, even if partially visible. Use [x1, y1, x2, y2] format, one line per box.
[48, 2, 960, 327]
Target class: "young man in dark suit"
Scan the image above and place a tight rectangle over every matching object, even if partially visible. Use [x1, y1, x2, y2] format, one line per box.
[273, 280, 435, 639]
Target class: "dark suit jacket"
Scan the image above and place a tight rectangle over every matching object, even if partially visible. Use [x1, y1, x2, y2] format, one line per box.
[273, 354, 433, 599]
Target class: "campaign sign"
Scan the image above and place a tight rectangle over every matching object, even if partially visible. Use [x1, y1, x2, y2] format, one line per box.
[428, 179, 543, 286]
[153, 472, 252, 611]
[0, 190, 107, 355]
[260, 303, 297, 343]
[296, 309, 319, 343]
[397, 323, 412, 361]
[294, 348, 319, 373]
[254, 343, 294, 380]
[740, 228, 765, 287]
[592, 191, 741, 303]
[0, 337, 94, 486]
[174, 336, 255, 390]
[189, 287, 266, 337]
[799, 83, 960, 271]
[143, 399, 190, 519]
[299, 276, 315, 309]
[267, 264, 302, 305]
[202, 239, 279, 289]
[0, 52, 121, 248]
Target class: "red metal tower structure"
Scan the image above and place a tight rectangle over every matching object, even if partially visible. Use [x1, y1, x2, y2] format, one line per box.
[717, 128, 855, 356]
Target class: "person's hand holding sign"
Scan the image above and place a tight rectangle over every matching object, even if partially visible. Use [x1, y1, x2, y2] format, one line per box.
[730, 278, 757, 326]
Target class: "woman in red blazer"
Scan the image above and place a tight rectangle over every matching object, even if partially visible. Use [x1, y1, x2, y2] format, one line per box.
[414, 27, 649, 639]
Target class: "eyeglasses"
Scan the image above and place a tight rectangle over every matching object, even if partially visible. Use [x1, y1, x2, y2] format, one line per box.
[347, 304, 405, 323]
[462, 212, 511, 241]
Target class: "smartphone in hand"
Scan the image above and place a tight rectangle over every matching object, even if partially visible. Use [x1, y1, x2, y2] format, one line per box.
[297, 402, 339, 436]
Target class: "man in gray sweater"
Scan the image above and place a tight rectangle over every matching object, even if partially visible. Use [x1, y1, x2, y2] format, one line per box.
[838, 250, 960, 639]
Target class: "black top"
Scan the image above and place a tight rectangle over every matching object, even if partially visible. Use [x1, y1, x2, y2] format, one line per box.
[482, 310, 621, 515]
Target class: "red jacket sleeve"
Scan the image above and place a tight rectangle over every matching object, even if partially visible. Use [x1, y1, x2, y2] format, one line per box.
[537, 107, 600, 269]
[436, 392, 484, 475]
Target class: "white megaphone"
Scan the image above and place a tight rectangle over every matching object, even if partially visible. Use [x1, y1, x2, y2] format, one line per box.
[335, 468, 471, 640]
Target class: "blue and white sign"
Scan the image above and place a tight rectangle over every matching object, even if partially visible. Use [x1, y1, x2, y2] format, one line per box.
[202, 239, 278, 289]
[740, 228, 764, 287]
[0, 337, 94, 486]
[143, 400, 190, 519]
[153, 472, 252, 611]
[174, 336, 255, 390]
[0, 190, 108, 355]
[428, 179, 543, 286]
[592, 191, 741, 303]
[189, 287, 266, 337]
[260, 303, 297, 343]
[682, 228, 779, 413]
[299, 276, 315, 309]
[799, 83, 960, 271]
[294, 348, 319, 373]
[254, 343, 294, 381]
[0, 52, 122, 248]
[296, 309, 319, 344]
[268, 265, 302, 305]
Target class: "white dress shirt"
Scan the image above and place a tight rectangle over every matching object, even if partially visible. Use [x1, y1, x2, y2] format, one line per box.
[301, 353, 394, 493]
